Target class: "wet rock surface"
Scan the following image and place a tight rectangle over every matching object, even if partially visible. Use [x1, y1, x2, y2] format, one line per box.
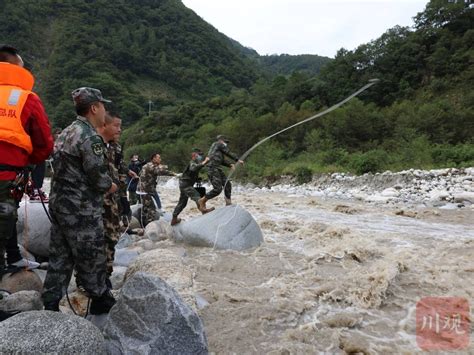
[103, 272, 208, 355]
[171, 205, 264, 250]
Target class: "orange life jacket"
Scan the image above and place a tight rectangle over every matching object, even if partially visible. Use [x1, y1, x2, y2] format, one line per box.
[0, 62, 35, 154]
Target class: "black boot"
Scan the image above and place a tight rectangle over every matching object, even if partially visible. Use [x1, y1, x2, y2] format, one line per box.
[90, 291, 116, 315]
[43, 300, 60, 312]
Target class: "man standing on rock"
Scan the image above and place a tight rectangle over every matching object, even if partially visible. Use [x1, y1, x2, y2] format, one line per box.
[42, 87, 117, 314]
[198, 135, 244, 211]
[96, 111, 127, 281]
[0, 45, 53, 276]
[171, 148, 214, 226]
[139, 153, 175, 227]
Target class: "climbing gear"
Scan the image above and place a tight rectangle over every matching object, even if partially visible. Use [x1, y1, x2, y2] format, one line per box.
[194, 179, 206, 198]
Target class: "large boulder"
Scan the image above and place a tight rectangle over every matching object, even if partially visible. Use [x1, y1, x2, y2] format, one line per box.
[171, 205, 263, 250]
[0, 311, 106, 354]
[144, 220, 172, 241]
[103, 272, 208, 355]
[17, 201, 51, 257]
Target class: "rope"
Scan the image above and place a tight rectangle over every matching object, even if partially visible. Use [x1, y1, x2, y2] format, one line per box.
[224, 79, 380, 187]
[21, 191, 29, 271]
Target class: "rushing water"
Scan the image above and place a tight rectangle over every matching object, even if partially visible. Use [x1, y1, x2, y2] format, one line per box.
[155, 179, 473, 354]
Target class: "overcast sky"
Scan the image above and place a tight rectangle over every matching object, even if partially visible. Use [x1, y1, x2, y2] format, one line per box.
[182, 0, 429, 58]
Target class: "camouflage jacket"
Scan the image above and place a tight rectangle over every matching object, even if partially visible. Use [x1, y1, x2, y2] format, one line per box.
[105, 142, 128, 199]
[179, 158, 206, 187]
[49, 116, 112, 216]
[207, 141, 239, 169]
[139, 162, 174, 193]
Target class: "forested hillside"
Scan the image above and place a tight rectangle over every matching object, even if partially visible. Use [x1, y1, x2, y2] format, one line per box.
[2, 0, 473, 179]
[121, 0, 473, 179]
[258, 54, 332, 76]
[1, 0, 260, 126]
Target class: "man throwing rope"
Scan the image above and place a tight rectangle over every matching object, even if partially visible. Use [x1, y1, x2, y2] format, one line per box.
[198, 135, 244, 211]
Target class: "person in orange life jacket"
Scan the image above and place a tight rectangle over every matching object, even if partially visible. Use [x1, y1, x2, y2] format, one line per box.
[0, 45, 53, 276]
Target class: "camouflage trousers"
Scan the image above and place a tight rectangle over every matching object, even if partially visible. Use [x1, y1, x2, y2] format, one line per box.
[42, 211, 107, 304]
[0, 181, 16, 270]
[172, 184, 201, 217]
[140, 192, 159, 227]
[103, 195, 121, 276]
[206, 167, 231, 200]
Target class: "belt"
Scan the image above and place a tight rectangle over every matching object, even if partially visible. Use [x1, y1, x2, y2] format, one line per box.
[0, 164, 25, 172]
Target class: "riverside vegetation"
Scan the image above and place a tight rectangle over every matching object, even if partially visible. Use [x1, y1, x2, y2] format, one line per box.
[2, 0, 473, 182]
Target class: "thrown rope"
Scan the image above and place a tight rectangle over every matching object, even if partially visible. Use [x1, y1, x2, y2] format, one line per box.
[224, 79, 380, 186]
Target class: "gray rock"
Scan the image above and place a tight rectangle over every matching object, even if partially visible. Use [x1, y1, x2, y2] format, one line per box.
[128, 216, 141, 229]
[145, 220, 172, 242]
[131, 203, 142, 220]
[110, 266, 127, 290]
[453, 192, 474, 204]
[161, 211, 173, 223]
[114, 248, 140, 267]
[0, 311, 106, 354]
[172, 205, 263, 250]
[116, 233, 134, 249]
[136, 239, 155, 251]
[0, 290, 42, 312]
[103, 272, 208, 355]
[195, 294, 210, 310]
[17, 202, 51, 257]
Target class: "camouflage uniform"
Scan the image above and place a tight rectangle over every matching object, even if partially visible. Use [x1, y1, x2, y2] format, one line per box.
[127, 159, 142, 205]
[138, 162, 173, 226]
[205, 141, 239, 200]
[42, 116, 112, 305]
[103, 142, 126, 276]
[172, 158, 206, 218]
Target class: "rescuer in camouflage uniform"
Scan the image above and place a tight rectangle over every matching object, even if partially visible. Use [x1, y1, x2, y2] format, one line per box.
[171, 148, 213, 226]
[198, 135, 244, 211]
[97, 112, 128, 277]
[42, 87, 117, 315]
[138, 153, 175, 227]
[127, 154, 142, 205]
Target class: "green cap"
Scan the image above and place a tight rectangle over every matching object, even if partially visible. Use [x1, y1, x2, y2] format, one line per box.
[71, 87, 111, 107]
[216, 134, 229, 143]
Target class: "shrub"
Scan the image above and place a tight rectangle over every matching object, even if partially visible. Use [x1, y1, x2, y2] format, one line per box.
[294, 166, 313, 184]
[349, 150, 389, 174]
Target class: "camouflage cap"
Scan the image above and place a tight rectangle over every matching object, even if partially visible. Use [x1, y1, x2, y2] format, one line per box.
[71, 87, 111, 107]
[192, 147, 203, 153]
[216, 134, 229, 143]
